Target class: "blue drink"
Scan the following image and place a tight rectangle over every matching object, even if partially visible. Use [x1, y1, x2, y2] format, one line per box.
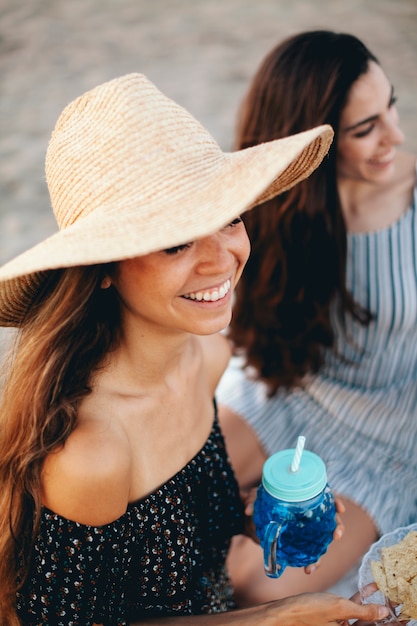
[253, 447, 336, 578]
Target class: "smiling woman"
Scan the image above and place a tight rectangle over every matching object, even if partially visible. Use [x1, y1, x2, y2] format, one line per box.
[216, 29, 417, 605]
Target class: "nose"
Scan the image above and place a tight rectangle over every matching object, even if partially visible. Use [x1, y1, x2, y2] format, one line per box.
[386, 122, 405, 146]
[382, 110, 405, 146]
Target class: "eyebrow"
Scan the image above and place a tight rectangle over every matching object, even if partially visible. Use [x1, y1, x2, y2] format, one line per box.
[342, 85, 395, 132]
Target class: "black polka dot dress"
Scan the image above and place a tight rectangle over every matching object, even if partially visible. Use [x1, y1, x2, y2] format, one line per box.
[16, 403, 245, 625]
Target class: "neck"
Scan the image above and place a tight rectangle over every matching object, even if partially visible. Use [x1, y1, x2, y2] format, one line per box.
[99, 323, 198, 395]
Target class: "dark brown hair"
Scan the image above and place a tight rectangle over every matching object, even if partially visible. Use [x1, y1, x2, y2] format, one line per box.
[229, 30, 376, 394]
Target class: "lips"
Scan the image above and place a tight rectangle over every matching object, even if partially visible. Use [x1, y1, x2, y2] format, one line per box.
[368, 150, 396, 166]
[182, 279, 231, 302]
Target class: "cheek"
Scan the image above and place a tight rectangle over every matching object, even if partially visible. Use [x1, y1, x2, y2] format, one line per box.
[237, 229, 250, 263]
[337, 139, 370, 170]
[112, 260, 155, 305]
[235, 230, 251, 277]
[243, 237, 251, 264]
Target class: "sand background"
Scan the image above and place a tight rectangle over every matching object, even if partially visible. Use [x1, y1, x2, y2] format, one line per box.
[1, 0, 416, 265]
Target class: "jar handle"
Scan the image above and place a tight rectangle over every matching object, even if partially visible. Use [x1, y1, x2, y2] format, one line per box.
[263, 520, 287, 578]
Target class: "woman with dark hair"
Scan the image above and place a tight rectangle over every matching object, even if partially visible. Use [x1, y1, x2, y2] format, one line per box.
[217, 30, 417, 603]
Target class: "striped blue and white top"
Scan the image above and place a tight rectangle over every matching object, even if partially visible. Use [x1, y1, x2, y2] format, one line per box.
[217, 170, 417, 536]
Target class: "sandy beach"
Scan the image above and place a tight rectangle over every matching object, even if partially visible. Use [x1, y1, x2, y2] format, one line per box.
[1, 0, 416, 264]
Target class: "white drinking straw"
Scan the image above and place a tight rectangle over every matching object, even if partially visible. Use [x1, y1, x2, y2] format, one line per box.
[290, 435, 306, 472]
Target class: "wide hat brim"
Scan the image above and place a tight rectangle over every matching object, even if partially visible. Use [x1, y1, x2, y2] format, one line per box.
[0, 73, 333, 326]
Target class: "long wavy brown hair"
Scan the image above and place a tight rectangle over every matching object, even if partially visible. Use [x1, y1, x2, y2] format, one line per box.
[229, 30, 376, 395]
[0, 264, 120, 624]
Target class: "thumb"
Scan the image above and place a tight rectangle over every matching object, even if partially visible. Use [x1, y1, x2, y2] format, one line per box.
[351, 601, 389, 622]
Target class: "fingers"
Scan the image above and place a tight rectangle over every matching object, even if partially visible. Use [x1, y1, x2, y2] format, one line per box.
[355, 583, 378, 601]
[244, 500, 254, 516]
[331, 496, 346, 542]
[349, 588, 390, 626]
[335, 496, 346, 515]
[304, 560, 319, 574]
[346, 600, 389, 622]
[333, 513, 345, 540]
[334, 495, 346, 540]
[241, 487, 257, 515]
[349, 590, 363, 605]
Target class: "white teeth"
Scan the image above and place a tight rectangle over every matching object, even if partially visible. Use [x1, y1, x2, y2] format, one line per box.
[369, 151, 395, 166]
[184, 279, 231, 302]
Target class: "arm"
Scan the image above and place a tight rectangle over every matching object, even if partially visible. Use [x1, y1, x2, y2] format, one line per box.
[130, 592, 388, 625]
[217, 402, 266, 490]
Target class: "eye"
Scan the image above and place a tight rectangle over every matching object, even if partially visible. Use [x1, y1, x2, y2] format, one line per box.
[226, 217, 243, 228]
[353, 124, 374, 138]
[163, 242, 192, 255]
[389, 94, 398, 107]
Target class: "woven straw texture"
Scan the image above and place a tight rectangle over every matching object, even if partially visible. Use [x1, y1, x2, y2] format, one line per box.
[0, 73, 333, 326]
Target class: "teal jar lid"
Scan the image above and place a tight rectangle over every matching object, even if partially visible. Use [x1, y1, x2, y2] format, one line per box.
[262, 449, 327, 502]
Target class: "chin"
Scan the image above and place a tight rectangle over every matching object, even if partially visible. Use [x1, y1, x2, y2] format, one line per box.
[368, 162, 396, 182]
[198, 315, 232, 336]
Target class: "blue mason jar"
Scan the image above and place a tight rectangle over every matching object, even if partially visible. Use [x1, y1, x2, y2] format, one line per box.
[253, 448, 337, 578]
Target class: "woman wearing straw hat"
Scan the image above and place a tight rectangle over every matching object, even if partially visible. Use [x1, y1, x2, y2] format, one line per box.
[216, 30, 417, 604]
[0, 74, 389, 625]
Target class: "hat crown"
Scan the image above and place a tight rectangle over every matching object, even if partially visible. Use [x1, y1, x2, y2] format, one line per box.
[45, 73, 221, 231]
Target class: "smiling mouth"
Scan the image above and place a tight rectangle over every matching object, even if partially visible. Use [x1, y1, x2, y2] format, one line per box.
[368, 151, 395, 166]
[182, 279, 231, 302]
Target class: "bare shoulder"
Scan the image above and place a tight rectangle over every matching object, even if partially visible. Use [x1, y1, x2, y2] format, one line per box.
[42, 421, 131, 526]
[198, 333, 233, 390]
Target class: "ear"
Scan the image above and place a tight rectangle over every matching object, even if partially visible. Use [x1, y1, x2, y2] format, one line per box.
[101, 276, 112, 289]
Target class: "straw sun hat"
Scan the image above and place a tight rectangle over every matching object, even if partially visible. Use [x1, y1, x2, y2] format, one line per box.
[0, 73, 333, 327]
